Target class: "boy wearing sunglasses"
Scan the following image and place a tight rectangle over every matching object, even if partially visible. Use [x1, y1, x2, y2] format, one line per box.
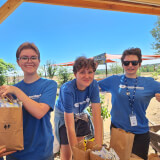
[98, 48, 160, 160]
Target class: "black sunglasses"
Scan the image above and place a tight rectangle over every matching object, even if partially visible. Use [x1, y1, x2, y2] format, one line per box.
[123, 61, 139, 66]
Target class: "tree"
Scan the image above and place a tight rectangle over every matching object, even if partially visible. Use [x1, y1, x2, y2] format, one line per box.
[151, 16, 160, 54]
[38, 65, 46, 77]
[46, 60, 57, 79]
[0, 59, 15, 85]
[108, 63, 123, 74]
[57, 67, 73, 87]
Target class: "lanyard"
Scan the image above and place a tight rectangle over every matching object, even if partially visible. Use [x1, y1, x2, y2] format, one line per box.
[124, 75, 138, 114]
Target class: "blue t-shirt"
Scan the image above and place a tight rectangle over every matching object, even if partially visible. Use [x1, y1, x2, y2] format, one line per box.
[7, 78, 57, 160]
[56, 79, 100, 113]
[98, 75, 160, 134]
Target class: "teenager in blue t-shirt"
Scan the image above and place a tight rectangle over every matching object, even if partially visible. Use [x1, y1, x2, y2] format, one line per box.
[54, 57, 102, 160]
[0, 42, 57, 160]
[98, 48, 160, 160]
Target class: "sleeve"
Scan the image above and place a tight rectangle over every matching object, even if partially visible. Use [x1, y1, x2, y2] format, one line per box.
[152, 79, 160, 94]
[61, 88, 74, 113]
[90, 80, 100, 103]
[39, 80, 57, 110]
[98, 76, 113, 92]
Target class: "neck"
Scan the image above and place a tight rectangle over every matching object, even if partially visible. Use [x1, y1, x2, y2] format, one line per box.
[24, 73, 40, 83]
[125, 73, 137, 78]
[76, 82, 86, 91]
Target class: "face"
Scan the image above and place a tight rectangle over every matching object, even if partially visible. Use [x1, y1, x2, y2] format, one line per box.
[17, 49, 40, 75]
[74, 67, 95, 90]
[122, 55, 141, 78]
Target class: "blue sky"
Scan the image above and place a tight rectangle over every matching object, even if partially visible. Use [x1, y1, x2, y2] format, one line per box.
[0, 1, 159, 69]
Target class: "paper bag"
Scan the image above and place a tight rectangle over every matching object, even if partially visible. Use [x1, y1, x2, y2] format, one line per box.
[72, 140, 96, 160]
[90, 146, 109, 160]
[130, 153, 144, 160]
[0, 107, 24, 152]
[110, 127, 135, 160]
[72, 146, 90, 160]
[148, 153, 160, 160]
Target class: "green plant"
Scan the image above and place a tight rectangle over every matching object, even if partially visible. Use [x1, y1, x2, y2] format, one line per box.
[0, 75, 5, 86]
[137, 68, 141, 76]
[57, 67, 73, 87]
[87, 94, 110, 120]
[152, 72, 159, 80]
[0, 59, 15, 85]
[46, 60, 57, 79]
[108, 63, 123, 74]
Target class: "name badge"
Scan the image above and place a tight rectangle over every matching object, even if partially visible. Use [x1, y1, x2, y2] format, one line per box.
[129, 114, 137, 126]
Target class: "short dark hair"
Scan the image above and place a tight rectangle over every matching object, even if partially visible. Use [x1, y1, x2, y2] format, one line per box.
[73, 56, 97, 74]
[121, 48, 142, 63]
[16, 42, 40, 60]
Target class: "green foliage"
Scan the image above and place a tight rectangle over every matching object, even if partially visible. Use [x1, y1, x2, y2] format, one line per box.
[137, 68, 141, 76]
[141, 65, 155, 72]
[150, 65, 160, 80]
[46, 60, 57, 79]
[0, 75, 5, 86]
[0, 59, 15, 74]
[38, 65, 46, 77]
[87, 94, 110, 120]
[95, 69, 106, 75]
[108, 63, 123, 74]
[150, 16, 160, 54]
[152, 72, 159, 80]
[157, 67, 160, 74]
[0, 59, 15, 85]
[13, 73, 17, 84]
[57, 67, 73, 87]
[100, 94, 110, 119]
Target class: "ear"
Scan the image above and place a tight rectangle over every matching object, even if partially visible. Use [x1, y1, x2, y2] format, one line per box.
[139, 63, 141, 68]
[74, 72, 78, 78]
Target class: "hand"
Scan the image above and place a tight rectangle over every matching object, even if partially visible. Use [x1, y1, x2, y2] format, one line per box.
[0, 148, 6, 157]
[0, 85, 16, 98]
[155, 93, 160, 102]
[0, 148, 16, 157]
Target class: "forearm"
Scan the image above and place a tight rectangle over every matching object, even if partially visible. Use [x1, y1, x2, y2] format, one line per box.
[92, 103, 103, 146]
[64, 113, 78, 149]
[66, 126, 78, 148]
[93, 115, 103, 146]
[14, 88, 49, 119]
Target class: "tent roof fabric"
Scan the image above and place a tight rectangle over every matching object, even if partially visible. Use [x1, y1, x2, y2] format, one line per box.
[54, 53, 160, 66]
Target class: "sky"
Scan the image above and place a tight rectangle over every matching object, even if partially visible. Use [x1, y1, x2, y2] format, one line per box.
[0, 1, 159, 70]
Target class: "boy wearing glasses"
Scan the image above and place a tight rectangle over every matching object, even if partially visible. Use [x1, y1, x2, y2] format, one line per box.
[0, 42, 57, 160]
[98, 48, 160, 160]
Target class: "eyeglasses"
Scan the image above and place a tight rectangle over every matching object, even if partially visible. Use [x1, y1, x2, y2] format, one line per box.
[18, 56, 39, 62]
[123, 61, 139, 66]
